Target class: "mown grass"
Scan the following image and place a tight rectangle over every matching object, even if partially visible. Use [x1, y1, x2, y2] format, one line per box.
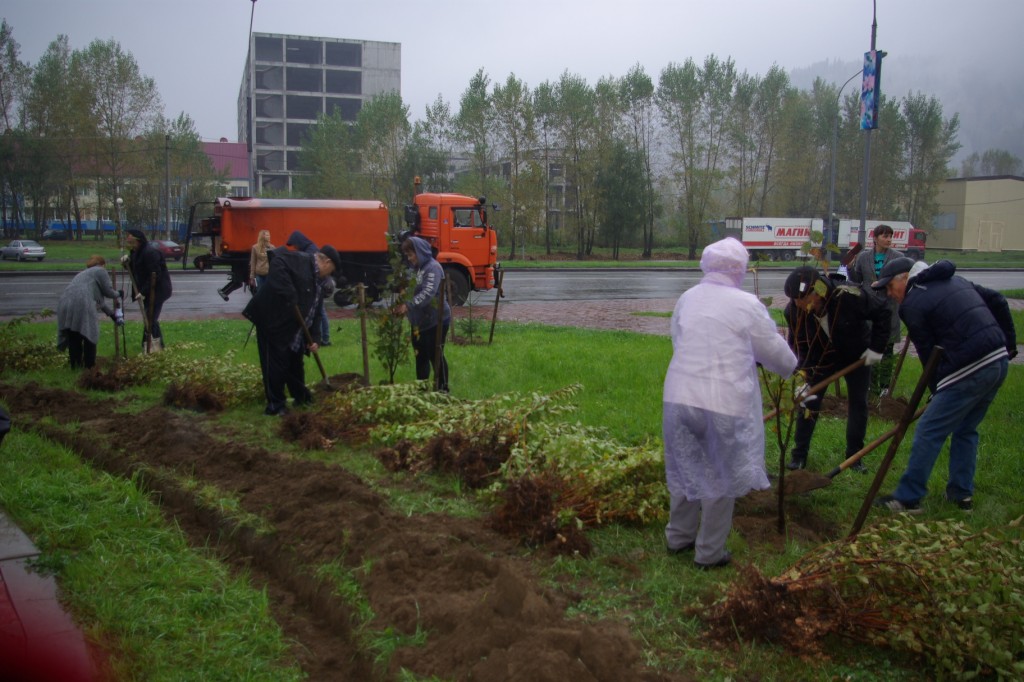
[1, 311, 1022, 680]
[0, 429, 303, 682]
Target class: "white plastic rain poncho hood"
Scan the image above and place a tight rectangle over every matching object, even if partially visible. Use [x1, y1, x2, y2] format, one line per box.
[663, 238, 798, 499]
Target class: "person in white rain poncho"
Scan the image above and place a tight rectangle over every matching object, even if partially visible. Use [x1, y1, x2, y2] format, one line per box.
[663, 238, 797, 569]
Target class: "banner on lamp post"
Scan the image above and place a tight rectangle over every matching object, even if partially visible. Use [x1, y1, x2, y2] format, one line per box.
[860, 50, 883, 130]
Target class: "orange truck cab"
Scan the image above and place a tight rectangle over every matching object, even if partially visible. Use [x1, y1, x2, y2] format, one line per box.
[402, 191, 499, 304]
[185, 191, 499, 306]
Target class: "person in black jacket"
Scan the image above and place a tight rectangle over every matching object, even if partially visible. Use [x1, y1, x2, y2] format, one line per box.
[122, 229, 172, 352]
[783, 266, 892, 472]
[243, 234, 341, 416]
[872, 258, 1017, 513]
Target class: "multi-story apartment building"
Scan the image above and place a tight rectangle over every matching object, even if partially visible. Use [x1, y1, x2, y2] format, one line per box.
[237, 32, 401, 194]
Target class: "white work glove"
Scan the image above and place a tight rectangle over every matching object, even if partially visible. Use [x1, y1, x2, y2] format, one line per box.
[861, 349, 884, 366]
[794, 383, 816, 408]
[114, 308, 124, 326]
[120, 254, 130, 266]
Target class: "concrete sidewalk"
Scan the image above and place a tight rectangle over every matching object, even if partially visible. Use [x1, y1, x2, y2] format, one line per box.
[0, 508, 101, 681]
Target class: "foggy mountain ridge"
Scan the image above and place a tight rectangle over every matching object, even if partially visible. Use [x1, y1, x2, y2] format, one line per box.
[789, 56, 1024, 168]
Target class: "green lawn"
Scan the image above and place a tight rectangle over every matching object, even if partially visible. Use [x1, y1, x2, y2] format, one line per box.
[0, 309, 1022, 680]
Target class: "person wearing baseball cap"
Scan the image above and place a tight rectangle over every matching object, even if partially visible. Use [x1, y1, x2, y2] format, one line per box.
[783, 265, 892, 472]
[872, 258, 1017, 513]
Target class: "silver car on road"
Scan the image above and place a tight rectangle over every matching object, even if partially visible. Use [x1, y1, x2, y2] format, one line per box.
[1, 240, 47, 262]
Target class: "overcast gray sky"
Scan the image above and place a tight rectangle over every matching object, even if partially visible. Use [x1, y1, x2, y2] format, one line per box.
[3, 0, 1022, 143]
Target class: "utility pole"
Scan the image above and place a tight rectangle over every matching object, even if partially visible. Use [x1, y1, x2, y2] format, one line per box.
[827, 69, 863, 258]
[857, 0, 885, 247]
[164, 134, 171, 240]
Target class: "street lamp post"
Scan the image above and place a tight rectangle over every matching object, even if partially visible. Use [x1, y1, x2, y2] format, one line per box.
[827, 69, 864, 258]
[115, 196, 124, 245]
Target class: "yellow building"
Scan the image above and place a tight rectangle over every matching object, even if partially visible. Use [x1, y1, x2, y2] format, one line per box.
[933, 176, 1024, 252]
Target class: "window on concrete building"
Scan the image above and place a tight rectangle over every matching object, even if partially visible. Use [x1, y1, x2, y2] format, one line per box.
[326, 70, 361, 95]
[287, 122, 313, 147]
[256, 151, 284, 172]
[255, 95, 283, 118]
[262, 175, 289, 193]
[255, 36, 282, 62]
[286, 151, 303, 171]
[285, 38, 321, 65]
[255, 122, 284, 145]
[287, 95, 322, 120]
[549, 163, 563, 178]
[255, 66, 283, 90]
[326, 97, 361, 121]
[287, 67, 322, 92]
[325, 42, 361, 67]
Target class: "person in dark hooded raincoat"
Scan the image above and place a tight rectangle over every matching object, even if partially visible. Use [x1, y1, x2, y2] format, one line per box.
[662, 238, 797, 569]
[122, 229, 172, 351]
[394, 236, 451, 391]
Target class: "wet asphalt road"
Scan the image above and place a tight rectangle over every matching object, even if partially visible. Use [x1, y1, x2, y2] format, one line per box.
[3, 268, 1024, 320]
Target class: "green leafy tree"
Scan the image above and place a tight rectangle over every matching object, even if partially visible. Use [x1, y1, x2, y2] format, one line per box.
[455, 68, 494, 197]
[596, 139, 644, 258]
[619, 64, 658, 257]
[405, 95, 455, 193]
[551, 71, 595, 259]
[356, 91, 411, 231]
[491, 73, 536, 261]
[79, 38, 162, 244]
[899, 92, 960, 226]
[960, 148, 1023, 177]
[294, 109, 362, 199]
[369, 245, 413, 384]
[658, 55, 736, 258]
[533, 80, 557, 254]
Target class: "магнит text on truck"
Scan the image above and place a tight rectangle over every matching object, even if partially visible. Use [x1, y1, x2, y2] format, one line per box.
[724, 216, 926, 262]
[182, 192, 499, 306]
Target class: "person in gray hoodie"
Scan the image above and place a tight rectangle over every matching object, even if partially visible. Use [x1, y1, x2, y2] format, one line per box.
[394, 236, 451, 391]
[57, 255, 123, 368]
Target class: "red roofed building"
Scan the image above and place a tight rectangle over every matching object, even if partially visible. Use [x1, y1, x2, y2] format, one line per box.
[203, 139, 251, 197]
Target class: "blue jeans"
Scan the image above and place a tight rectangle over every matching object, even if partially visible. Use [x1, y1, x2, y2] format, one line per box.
[894, 358, 1008, 504]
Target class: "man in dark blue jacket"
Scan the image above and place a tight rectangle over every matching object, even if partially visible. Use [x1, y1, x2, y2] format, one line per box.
[784, 266, 892, 472]
[243, 234, 341, 416]
[872, 258, 1017, 513]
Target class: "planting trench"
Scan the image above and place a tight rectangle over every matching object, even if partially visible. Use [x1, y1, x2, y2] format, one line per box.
[2, 381, 689, 681]
[0, 367, 909, 680]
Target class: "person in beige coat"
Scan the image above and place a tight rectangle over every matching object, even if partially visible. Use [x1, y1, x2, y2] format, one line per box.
[248, 230, 274, 292]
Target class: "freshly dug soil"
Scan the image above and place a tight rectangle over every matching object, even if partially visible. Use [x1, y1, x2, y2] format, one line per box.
[2, 381, 692, 681]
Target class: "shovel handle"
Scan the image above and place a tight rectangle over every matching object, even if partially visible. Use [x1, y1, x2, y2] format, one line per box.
[294, 305, 329, 384]
[825, 405, 927, 478]
[763, 357, 867, 423]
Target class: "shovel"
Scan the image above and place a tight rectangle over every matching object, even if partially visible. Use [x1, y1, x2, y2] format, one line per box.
[294, 305, 330, 388]
[789, 404, 928, 494]
[763, 357, 867, 423]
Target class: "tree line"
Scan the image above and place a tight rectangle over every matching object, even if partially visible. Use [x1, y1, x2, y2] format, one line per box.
[297, 58, 982, 261]
[4, 18, 1020, 259]
[0, 20, 225, 242]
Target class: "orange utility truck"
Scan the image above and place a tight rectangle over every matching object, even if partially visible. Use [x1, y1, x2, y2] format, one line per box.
[185, 190, 499, 306]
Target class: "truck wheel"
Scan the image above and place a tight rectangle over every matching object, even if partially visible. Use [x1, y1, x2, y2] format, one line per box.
[445, 269, 470, 306]
[782, 251, 795, 261]
[333, 289, 352, 307]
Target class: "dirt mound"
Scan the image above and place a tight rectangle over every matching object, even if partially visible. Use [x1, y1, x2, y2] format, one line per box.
[0, 381, 686, 681]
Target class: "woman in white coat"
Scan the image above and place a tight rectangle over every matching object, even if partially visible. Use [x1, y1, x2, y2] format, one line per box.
[663, 238, 797, 569]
